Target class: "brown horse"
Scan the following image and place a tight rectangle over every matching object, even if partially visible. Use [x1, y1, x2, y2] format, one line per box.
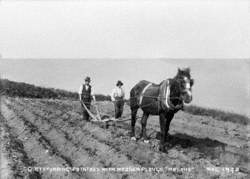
[130, 68, 194, 152]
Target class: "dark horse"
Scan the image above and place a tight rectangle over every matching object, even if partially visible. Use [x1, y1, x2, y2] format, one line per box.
[130, 68, 194, 152]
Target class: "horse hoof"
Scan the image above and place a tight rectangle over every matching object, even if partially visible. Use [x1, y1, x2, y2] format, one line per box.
[143, 140, 149, 144]
[131, 137, 136, 141]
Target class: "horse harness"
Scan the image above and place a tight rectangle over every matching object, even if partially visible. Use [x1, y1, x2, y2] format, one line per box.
[139, 79, 183, 112]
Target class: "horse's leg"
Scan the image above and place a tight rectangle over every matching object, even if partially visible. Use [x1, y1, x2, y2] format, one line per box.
[159, 112, 167, 152]
[165, 112, 174, 141]
[130, 108, 138, 140]
[141, 112, 149, 143]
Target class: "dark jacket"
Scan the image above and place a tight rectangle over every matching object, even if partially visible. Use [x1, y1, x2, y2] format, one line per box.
[81, 84, 92, 102]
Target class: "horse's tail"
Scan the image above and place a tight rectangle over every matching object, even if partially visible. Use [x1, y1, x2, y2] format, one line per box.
[130, 80, 149, 109]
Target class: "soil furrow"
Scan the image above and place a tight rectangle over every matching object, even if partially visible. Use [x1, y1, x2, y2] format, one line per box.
[11, 98, 225, 178]
[0, 113, 42, 179]
[2, 100, 88, 179]
[6, 98, 155, 178]
[4, 97, 248, 179]
[11, 97, 165, 178]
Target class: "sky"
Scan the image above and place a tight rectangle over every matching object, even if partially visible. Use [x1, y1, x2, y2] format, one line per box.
[0, 0, 249, 58]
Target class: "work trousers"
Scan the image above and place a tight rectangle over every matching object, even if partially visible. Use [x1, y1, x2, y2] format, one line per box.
[81, 101, 91, 121]
[114, 98, 124, 119]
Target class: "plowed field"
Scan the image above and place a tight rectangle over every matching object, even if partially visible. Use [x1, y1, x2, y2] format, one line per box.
[0, 96, 249, 179]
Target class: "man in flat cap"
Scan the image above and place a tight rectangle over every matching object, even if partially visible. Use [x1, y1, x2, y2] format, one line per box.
[111, 80, 125, 119]
[79, 76, 96, 121]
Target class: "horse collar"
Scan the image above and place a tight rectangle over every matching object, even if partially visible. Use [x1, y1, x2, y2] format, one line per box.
[165, 79, 183, 111]
[165, 80, 171, 109]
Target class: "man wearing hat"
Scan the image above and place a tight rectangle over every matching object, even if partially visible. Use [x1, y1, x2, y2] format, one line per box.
[79, 76, 96, 121]
[111, 80, 125, 119]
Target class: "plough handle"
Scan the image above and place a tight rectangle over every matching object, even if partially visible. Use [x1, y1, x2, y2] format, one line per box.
[81, 101, 101, 121]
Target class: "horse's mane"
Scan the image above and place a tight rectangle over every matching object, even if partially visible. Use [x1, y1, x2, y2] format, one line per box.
[174, 67, 191, 79]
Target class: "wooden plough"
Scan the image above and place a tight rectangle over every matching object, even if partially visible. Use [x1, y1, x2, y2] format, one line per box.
[80, 101, 131, 123]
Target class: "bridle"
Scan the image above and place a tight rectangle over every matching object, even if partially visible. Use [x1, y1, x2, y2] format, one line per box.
[165, 75, 193, 110]
[164, 79, 184, 111]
